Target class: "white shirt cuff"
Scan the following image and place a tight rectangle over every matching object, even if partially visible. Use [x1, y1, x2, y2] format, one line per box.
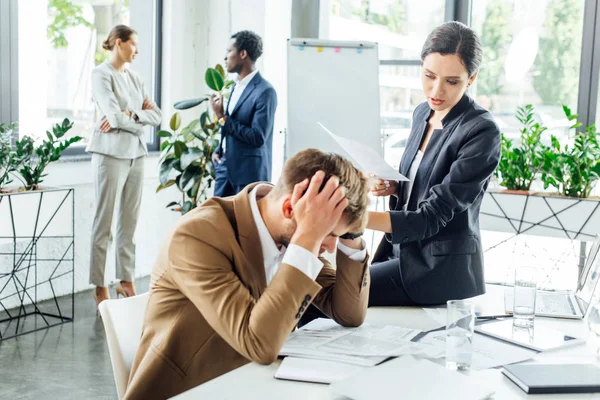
[282, 244, 323, 281]
[338, 239, 367, 262]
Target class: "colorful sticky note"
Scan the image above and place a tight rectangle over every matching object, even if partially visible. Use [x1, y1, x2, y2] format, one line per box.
[298, 45, 305, 51]
[317, 46, 323, 52]
[334, 47, 341, 53]
[357, 48, 363, 54]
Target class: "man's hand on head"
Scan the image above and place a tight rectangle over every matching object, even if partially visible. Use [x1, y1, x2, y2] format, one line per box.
[290, 171, 348, 255]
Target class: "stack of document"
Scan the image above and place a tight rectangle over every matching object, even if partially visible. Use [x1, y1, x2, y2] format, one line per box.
[279, 319, 444, 367]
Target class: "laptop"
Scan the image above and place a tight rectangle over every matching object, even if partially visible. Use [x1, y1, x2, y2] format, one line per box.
[504, 234, 600, 319]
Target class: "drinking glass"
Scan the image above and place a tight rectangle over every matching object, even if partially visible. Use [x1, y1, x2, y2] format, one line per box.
[514, 266, 537, 327]
[445, 300, 475, 371]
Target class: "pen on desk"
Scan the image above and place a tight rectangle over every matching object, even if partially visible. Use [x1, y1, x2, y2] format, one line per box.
[476, 314, 513, 320]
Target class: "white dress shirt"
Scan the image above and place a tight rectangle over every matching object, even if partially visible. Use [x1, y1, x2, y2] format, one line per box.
[249, 184, 367, 285]
[403, 150, 424, 210]
[227, 69, 259, 115]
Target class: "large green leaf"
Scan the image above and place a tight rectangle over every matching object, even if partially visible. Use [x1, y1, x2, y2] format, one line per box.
[174, 98, 208, 110]
[180, 147, 203, 170]
[215, 64, 225, 79]
[170, 112, 182, 131]
[173, 141, 187, 158]
[157, 130, 172, 138]
[159, 158, 180, 185]
[156, 179, 176, 192]
[205, 68, 224, 91]
[179, 164, 203, 192]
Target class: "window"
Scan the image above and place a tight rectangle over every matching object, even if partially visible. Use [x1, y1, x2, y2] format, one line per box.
[15, 0, 161, 153]
[471, 0, 585, 141]
[330, 0, 445, 60]
[329, 0, 446, 168]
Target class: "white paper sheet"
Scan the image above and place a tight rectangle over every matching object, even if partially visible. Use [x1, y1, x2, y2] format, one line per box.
[317, 122, 409, 181]
[274, 357, 366, 384]
[418, 330, 537, 370]
[330, 356, 495, 400]
[279, 319, 444, 365]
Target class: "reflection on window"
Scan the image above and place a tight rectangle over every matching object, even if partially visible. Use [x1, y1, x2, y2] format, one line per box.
[330, 0, 445, 60]
[379, 65, 422, 169]
[18, 0, 130, 145]
[471, 0, 584, 142]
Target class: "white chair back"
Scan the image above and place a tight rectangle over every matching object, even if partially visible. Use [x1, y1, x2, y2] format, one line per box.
[99, 292, 149, 399]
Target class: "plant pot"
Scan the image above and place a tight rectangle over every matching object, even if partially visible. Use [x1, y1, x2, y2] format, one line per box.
[0, 188, 75, 340]
[481, 189, 600, 240]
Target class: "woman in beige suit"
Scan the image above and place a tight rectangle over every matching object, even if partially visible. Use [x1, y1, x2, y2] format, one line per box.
[86, 25, 162, 308]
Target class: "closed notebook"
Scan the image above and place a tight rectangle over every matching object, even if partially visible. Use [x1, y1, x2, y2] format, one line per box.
[502, 363, 600, 394]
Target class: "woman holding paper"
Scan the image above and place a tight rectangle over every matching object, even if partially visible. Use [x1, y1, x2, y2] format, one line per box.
[366, 21, 501, 306]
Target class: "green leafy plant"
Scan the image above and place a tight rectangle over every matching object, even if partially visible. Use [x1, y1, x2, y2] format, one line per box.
[0, 122, 21, 191]
[540, 105, 600, 198]
[14, 118, 83, 191]
[495, 104, 547, 191]
[156, 64, 233, 215]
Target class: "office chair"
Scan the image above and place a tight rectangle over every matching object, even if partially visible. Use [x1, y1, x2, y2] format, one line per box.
[99, 292, 149, 399]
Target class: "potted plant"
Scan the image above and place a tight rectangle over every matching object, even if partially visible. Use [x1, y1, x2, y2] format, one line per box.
[0, 122, 20, 191]
[482, 105, 600, 241]
[156, 64, 233, 215]
[0, 118, 81, 339]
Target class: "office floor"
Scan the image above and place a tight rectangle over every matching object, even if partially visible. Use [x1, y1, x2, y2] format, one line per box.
[0, 277, 150, 400]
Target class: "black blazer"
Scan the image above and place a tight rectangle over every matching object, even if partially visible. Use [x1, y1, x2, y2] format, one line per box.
[373, 95, 501, 304]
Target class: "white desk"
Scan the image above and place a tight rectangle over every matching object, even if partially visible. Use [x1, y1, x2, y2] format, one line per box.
[172, 285, 600, 400]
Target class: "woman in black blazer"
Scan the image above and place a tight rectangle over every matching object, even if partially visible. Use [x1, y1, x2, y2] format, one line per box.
[367, 21, 501, 306]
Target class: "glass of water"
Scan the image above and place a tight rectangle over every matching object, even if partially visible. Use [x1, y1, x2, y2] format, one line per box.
[588, 302, 600, 357]
[513, 266, 537, 327]
[446, 299, 475, 371]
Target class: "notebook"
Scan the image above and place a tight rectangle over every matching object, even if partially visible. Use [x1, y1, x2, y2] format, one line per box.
[502, 363, 600, 394]
[274, 357, 365, 384]
[330, 355, 495, 400]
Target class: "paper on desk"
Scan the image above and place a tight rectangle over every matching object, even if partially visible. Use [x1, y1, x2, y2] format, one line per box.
[275, 357, 366, 384]
[422, 307, 447, 326]
[418, 330, 537, 370]
[280, 319, 444, 364]
[317, 122, 408, 182]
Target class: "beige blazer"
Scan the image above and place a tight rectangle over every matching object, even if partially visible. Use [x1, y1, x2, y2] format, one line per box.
[124, 184, 370, 400]
[86, 61, 162, 159]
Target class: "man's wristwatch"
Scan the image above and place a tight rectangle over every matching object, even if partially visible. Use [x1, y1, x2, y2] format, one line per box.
[340, 232, 363, 240]
[218, 116, 227, 126]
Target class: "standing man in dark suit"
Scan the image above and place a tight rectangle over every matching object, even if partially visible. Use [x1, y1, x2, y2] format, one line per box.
[210, 30, 277, 197]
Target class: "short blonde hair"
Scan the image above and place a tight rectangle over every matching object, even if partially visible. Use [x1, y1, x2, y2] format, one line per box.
[272, 149, 369, 232]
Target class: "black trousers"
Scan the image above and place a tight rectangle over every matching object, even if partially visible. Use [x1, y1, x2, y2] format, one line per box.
[298, 259, 417, 328]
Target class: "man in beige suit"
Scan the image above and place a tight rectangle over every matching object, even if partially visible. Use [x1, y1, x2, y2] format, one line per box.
[124, 149, 371, 399]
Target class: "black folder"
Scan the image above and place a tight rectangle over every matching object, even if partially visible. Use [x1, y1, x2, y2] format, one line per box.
[502, 363, 600, 394]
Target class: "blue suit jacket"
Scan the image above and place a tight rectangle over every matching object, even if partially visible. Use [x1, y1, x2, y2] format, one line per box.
[219, 72, 277, 186]
[373, 95, 501, 304]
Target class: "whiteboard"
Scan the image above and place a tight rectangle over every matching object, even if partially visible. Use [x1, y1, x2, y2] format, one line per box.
[286, 38, 381, 161]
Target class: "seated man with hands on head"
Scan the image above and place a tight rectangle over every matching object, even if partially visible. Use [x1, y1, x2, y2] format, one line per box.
[124, 149, 371, 400]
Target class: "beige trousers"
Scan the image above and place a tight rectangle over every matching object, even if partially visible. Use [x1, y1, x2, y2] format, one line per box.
[89, 153, 144, 287]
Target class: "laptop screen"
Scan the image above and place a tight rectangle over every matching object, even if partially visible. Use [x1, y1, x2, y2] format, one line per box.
[576, 234, 600, 314]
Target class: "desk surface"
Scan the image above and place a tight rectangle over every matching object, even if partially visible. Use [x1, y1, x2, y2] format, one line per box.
[172, 285, 600, 400]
